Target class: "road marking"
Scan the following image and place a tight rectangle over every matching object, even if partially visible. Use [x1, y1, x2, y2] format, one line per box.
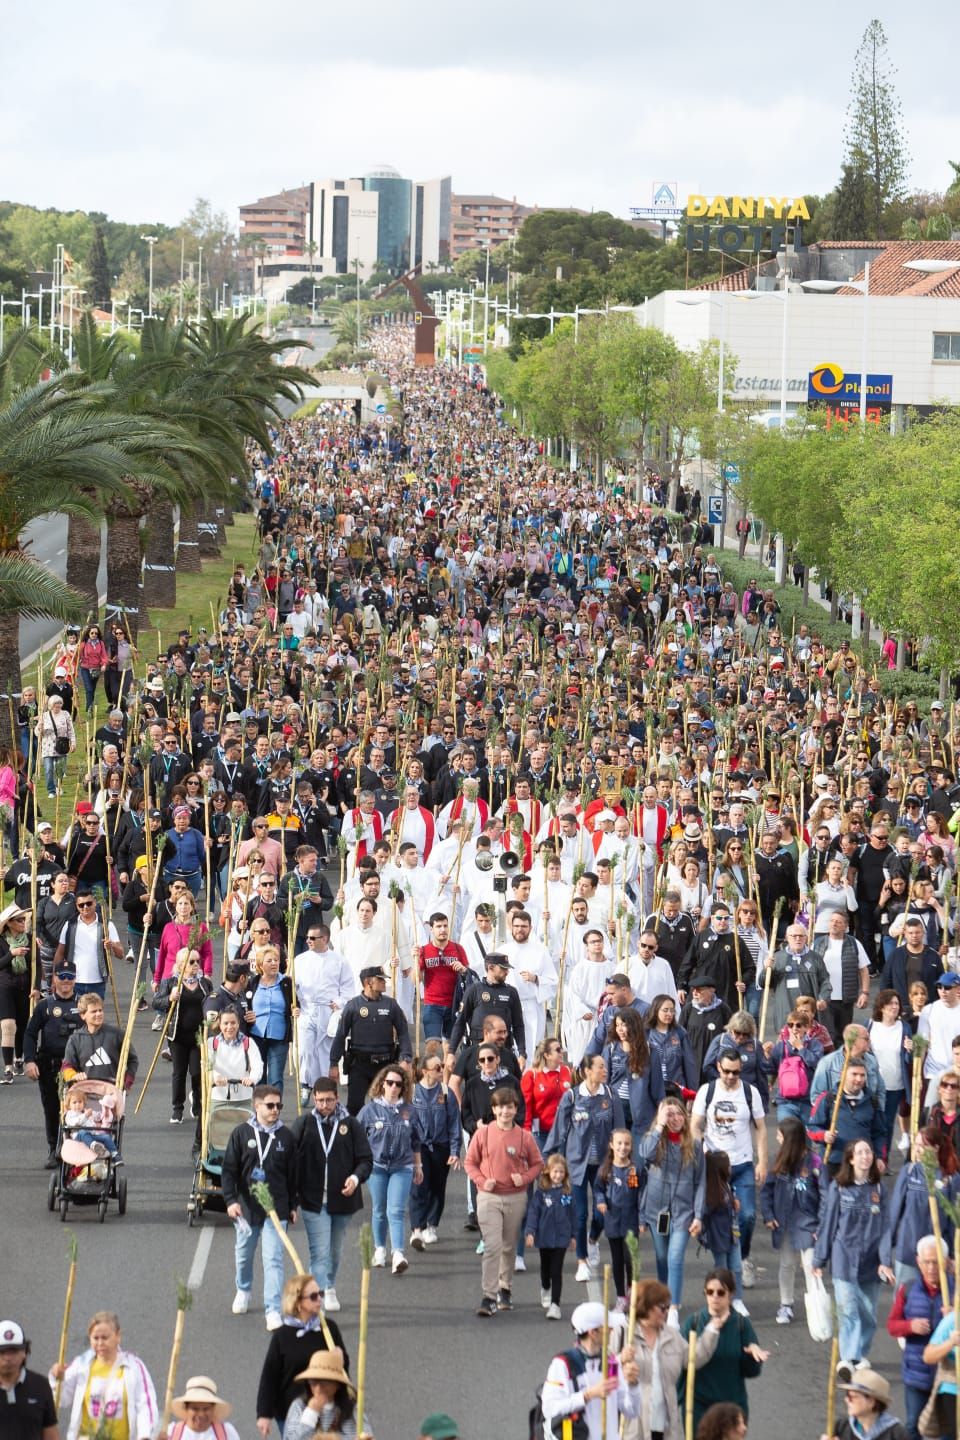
[187, 1225, 215, 1291]
[56, 548, 66, 557]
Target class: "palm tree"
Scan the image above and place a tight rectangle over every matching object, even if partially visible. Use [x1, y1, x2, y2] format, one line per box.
[0, 375, 201, 741]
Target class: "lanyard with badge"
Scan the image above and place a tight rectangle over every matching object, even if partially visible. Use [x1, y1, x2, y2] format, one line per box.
[314, 1113, 337, 1161]
[251, 1123, 275, 1181]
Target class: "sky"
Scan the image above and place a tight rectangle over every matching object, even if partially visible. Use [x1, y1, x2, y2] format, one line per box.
[2, 0, 957, 229]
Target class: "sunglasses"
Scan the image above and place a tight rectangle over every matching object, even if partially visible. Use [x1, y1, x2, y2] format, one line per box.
[942, 1082, 959, 1089]
[705, 1287, 730, 1297]
[479, 1055, 498, 1063]
[719, 1068, 741, 1077]
[261, 1101, 282, 1110]
[301, 1289, 321, 1300]
[77, 901, 95, 909]
[384, 1078, 403, 1088]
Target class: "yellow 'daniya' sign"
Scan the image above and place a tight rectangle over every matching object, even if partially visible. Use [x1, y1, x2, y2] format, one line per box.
[686, 196, 811, 221]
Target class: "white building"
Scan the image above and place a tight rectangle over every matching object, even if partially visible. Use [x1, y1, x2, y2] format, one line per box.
[644, 240, 960, 429]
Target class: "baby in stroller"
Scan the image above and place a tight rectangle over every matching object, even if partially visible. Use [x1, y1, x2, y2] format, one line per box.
[63, 1089, 121, 1162]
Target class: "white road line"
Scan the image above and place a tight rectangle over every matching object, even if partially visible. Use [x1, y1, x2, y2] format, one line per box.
[56, 548, 66, 556]
[187, 1224, 215, 1291]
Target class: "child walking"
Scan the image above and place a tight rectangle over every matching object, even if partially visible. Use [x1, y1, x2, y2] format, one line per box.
[525, 1153, 574, 1320]
[761, 1116, 821, 1325]
[595, 1128, 641, 1310]
[702, 1150, 745, 1311]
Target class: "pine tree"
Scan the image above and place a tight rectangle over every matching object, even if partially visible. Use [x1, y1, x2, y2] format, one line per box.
[843, 19, 909, 238]
[832, 162, 871, 240]
[87, 223, 112, 307]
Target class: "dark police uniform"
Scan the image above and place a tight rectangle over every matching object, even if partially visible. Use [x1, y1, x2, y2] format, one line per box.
[330, 994, 412, 1115]
[23, 992, 83, 1152]
[448, 974, 526, 1055]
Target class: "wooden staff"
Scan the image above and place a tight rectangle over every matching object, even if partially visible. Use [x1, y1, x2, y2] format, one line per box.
[825, 1330, 840, 1440]
[910, 1033, 929, 1139]
[248, 1182, 338, 1346]
[54, 1231, 78, 1409]
[757, 897, 784, 1044]
[134, 946, 190, 1114]
[203, 790, 213, 927]
[286, 891, 303, 1116]
[827, 1028, 858, 1145]
[101, 914, 122, 1027]
[161, 1280, 193, 1429]
[927, 1190, 951, 1310]
[685, 1326, 697, 1440]
[116, 856, 164, 1089]
[553, 887, 580, 1042]
[600, 1264, 611, 1440]
[355, 1223, 373, 1438]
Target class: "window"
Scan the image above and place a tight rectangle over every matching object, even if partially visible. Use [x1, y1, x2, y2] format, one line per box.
[933, 333, 960, 361]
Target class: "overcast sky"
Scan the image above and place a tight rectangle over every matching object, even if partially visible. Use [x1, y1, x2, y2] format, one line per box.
[3, 1, 955, 229]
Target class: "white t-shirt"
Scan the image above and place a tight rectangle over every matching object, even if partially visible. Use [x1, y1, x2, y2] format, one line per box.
[692, 1079, 764, 1166]
[59, 917, 121, 984]
[869, 1019, 905, 1091]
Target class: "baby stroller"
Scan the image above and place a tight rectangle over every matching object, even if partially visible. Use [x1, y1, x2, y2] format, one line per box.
[48, 1079, 127, 1223]
[187, 1087, 251, 1226]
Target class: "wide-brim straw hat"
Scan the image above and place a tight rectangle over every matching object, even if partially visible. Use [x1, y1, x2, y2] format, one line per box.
[0, 903, 29, 935]
[171, 1376, 232, 1420]
[294, 1347, 355, 1394]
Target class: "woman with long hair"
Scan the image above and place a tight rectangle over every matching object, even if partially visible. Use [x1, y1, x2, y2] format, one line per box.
[637, 1096, 705, 1320]
[813, 1140, 895, 1375]
[77, 624, 109, 714]
[154, 890, 214, 984]
[520, 1037, 573, 1137]
[645, 994, 699, 1093]
[595, 1128, 641, 1309]
[601, 1006, 665, 1135]
[357, 1065, 424, 1276]
[760, 1116, 821, 1326]
[868, 988, 911, 1158]
[409, 1052, 461, 1251]
[712, 839, 751, 906]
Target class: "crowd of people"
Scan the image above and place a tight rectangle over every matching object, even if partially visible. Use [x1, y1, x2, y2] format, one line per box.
[4, 320, 960, 1438]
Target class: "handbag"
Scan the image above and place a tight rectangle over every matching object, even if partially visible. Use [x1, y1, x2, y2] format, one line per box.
[918, 1362, 955, 1438]
[52, 715, 70, 756]
[804, 1273, 833, 1343]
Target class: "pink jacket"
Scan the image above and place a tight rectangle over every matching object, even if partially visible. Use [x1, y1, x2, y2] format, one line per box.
[154, 920, 214, 983]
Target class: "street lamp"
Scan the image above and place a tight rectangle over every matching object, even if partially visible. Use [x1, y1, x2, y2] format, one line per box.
[675, 293, 727, 412]
[737, 282, 790, 428]
[196, 246, 204, 322]
[140, 234, 157, 317]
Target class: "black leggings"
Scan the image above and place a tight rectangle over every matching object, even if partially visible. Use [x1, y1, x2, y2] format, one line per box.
[170, 1038, 201, 1139]
[0, 985, 30, 1065]
[608, 1234, 637, 1300]
[539, 1246, 566, 1304]
[410, 1143, 451, 1229]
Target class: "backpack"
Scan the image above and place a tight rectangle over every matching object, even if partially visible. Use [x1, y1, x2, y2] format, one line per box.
[530, 1348, 589, 1440]
[778, 1052, 810, 1099]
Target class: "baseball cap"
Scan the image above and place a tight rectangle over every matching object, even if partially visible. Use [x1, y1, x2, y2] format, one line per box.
[225, 712, 242, 723]
[36, 821, 53, 833]
[419, 1416, 459, 1440]
[0, 1322, 25, 1349]
[359, 966, 387, 982]
[54, 968, 76, 982]
[938, 973, 960, 989]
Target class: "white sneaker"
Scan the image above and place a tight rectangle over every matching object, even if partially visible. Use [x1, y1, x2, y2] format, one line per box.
[541, 1288, 552, 1309]
[410, 1228, 424, 1251]
[854, 1359, 871, 1371]
[667, 1306, 680, 1329]
[422, 1226, 438, 1245]
[587, 1240, 601, 1268]
[898, 1133, 911, 1154]
[514, 1254, 526, 1272]
[392, 1250, 408, 1274]
[546, 1303, 562, 1320]
[372, 1247, 387, 1267]
[231, 1290, 250, 1315]
[575, 1260, 591, 1282]
[265, 1310, 282, 1330]
[741, 1258, 756, 1289]
[732, 1298, 750, 1317]
[323, 1288, 340, 1312]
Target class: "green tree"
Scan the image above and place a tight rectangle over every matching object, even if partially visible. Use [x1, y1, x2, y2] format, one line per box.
[831, 161, 872, 240]
[843, 19, 909, 237]
[87, 224, 112, 307]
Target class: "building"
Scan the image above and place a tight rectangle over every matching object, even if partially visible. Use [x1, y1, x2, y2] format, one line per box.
[238, 186, 310, 254]
[643, 239, 960, 428]
[449, 194, 530, 259]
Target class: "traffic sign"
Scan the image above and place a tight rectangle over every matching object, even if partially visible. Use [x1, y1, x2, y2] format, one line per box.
[463, 346, 484, 362]
[375, 403, 386, 413]
[722, 462, 740, 483]
[707, 494, 725, 524]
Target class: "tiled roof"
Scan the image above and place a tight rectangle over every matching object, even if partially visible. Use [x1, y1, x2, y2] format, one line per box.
[837, 240, 960, 297]
[694, 268, 763, 293]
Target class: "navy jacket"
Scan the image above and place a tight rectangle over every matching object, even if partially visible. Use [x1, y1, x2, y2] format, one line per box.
[807, 1089, 888, 1167]
[584, 998, 649, 1059]
[525, 1183, 575, 1249]
[601, 1042, 665, 1136]
[412, 1081, 461, 1156]
[356, 1098, 424, 1170]
[637, 1131, 706, 1231]
[813, 1177, 891, 1282]
[760, 1165, 822, 1250]
[594, 1162, 641, 1238]
[648, 1025, 700, 1091]
[544, 1083, 626, 1185]
[881, 1161, 958, 1269]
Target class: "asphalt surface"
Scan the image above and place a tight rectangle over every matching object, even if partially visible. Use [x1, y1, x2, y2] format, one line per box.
[1, 889, 910, 1440]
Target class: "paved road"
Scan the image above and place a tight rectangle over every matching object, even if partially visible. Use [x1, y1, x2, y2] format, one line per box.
[1, 894, 910, 1440]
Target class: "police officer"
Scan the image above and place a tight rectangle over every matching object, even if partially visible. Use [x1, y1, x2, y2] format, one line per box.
[329, 965, 412, 1115]
[23, 966, 82, 1167]
[446, 953, 526, 1061]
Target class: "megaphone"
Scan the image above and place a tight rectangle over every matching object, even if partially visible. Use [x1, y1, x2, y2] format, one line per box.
[474, 852, 494, 872]
[499, 851, 520, 872]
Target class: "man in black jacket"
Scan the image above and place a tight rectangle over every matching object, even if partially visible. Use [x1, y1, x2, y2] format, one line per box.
[446, 953, 525, 1060]
[329, 967, 412, 1114]
[644, 891, 696, 983]
[23, 968, 83, 1166]
[222, 1083, 299, 1328]
[754, 829, 799, 940]
[289, 1078, 373, 1312]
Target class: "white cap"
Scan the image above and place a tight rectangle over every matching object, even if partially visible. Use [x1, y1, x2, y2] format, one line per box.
[0, 1322, 25, 1348]
[570, 1302, 627, 1335]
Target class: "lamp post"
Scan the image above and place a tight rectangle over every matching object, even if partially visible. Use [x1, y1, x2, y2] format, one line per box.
[355, 246, 362, 350]
[140, 235, 157, 317]
[675, 292, 727, 412]
[483, 242, 491, 353]
[196, 246, 204, 322]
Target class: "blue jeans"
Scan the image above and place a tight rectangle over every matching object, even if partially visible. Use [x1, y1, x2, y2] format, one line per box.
[711, 1240, 744, 1300]
[729, 1160, 757, 1260]
[300, 1206, 351, 1289]
[367, 1164, 413, 1252]
[254, 1037, 289, 1092]
[651, 1224, 692, 1306]
[235, 1216, 287, 1314]
[74, 982, 106, 999]
[572, 1163, 602, 1261]
[904, 1382, 932, 1440]
[79, 667, 100, 713]
[834, 1277, 880, 1363]
[43, 756, 64, 796]
[881, 1089, 904, 1157]
[163, 868, 202, 897]
[421, 1003, 453, 1040]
